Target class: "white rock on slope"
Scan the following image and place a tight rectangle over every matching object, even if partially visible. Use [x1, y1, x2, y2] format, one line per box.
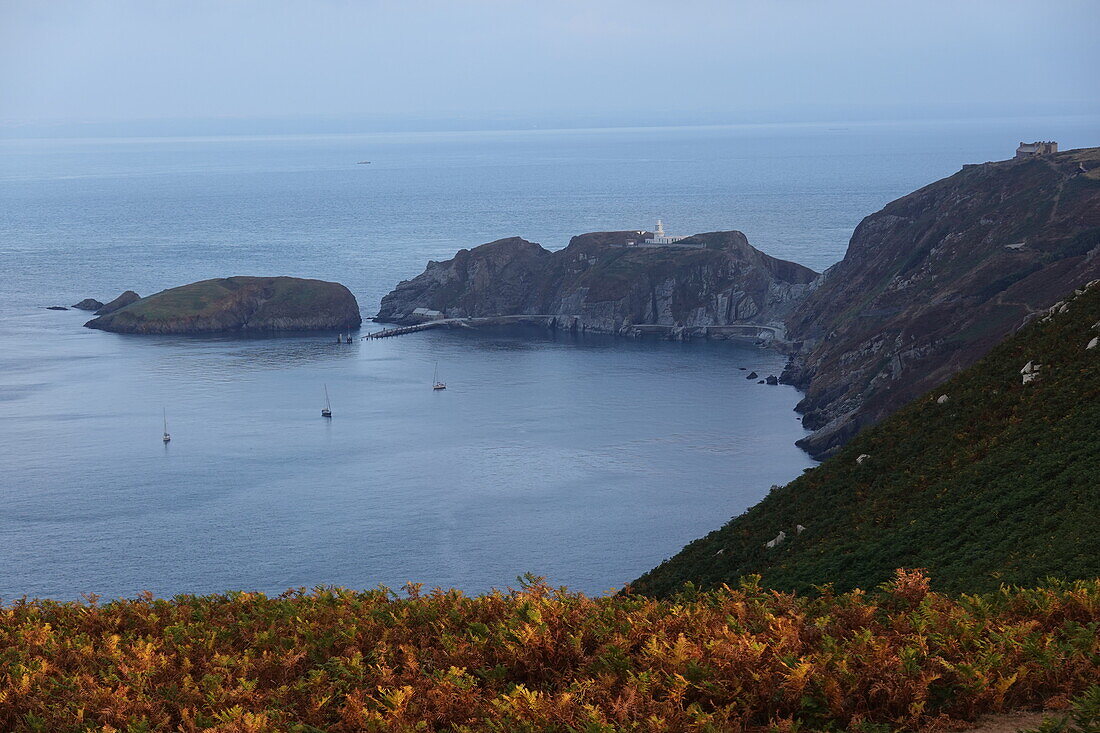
[1020, 361, 1043, 385]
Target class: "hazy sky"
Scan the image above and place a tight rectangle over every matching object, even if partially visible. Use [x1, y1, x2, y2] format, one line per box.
[2, 0, 1098, 131]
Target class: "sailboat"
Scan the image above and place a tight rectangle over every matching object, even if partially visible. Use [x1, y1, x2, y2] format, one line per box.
[433, 362, 446, 391]
[322, 384, 332, 418]
[162, 408, 171, 443]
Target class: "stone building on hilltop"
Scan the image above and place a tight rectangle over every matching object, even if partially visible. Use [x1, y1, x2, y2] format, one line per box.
[1016, 141, 1058, 158]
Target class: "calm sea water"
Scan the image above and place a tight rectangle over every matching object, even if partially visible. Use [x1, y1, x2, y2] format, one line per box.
[1, 117, 1097, 599]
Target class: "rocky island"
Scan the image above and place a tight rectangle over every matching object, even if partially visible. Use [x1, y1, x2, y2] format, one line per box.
[380, 147, 1100, 459]
[377, 229, 818, 340]
[84, 276, 361, 334]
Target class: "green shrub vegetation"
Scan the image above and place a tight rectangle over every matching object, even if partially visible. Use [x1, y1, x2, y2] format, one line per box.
[632, 283, 1100, 597]
[2, 571, 1098, 731]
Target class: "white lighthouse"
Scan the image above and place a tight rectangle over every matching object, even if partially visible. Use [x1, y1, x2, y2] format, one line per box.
[644, 219, 688, 246]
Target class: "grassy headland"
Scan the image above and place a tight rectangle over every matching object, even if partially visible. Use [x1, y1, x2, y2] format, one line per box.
[632, 282, 1100, 598]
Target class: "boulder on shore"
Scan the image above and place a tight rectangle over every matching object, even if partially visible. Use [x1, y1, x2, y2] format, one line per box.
[71, 298, 104, 311]
[84, 277, 361, 335]
[94, 291, 141, 315]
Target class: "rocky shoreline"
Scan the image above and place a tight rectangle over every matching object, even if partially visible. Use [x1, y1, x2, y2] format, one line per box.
[376, 230, 819, 345]
[377, 147, 1100, 459]
[780, 146, 1100, 457]
[54, 149, 1099, 458]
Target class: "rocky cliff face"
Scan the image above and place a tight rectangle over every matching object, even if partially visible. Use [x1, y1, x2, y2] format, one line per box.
[784, 147, 1100, 458]
[377, 230, 818, 337]
[379, 237, 553, 321]
[85, 276, 361, 334]
[378, 149, 1100, 460]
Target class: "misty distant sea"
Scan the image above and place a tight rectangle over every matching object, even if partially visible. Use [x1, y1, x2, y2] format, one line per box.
[1, 116, 1097, 599]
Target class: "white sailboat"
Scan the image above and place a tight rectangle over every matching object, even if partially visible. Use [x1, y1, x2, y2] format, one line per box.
[162, 408, 171, 443]
[322, 384, 332, 418]
[433, 362, 446, 391]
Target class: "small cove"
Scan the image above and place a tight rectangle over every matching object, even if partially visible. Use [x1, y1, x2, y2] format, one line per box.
[2, 116, 1097, 598]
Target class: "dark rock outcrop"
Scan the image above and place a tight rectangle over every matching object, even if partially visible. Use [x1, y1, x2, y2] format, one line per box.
[84, 277, 361, 334]
[71, 298, 104, 311]
[377, 230, 818, 339]
[46, 306, 69, 311]
[783, 147, 1100, 458]
[94, 291, 140, 315]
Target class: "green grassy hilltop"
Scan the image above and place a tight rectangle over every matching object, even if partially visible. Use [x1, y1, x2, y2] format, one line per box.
[633, 281, 1100, 597]
[84, 276, 362, 334]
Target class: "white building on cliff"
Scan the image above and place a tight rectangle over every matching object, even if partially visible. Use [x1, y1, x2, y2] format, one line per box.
[643, 219, 689, 246]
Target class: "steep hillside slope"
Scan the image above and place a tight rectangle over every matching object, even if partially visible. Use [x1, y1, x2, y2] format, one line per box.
[377, 230, 818, 335]
[784, 147, 1100, 458]
[633, 279, 1100, 597]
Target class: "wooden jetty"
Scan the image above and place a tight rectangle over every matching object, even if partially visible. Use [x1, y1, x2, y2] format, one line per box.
[363, 321, 450, 339]
[364, 315, 550, 340]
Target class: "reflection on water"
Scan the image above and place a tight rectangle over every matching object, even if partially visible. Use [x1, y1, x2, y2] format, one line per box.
[10, 121, 1090, 598]
[0, 315, 813, 599]
[108, 331, 369, 379]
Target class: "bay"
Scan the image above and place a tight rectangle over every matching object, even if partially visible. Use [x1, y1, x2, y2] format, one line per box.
[1, 115, 1096, 598]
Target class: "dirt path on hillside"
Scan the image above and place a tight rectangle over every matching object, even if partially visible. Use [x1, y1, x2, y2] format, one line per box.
[959, 710, 1050, 732]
